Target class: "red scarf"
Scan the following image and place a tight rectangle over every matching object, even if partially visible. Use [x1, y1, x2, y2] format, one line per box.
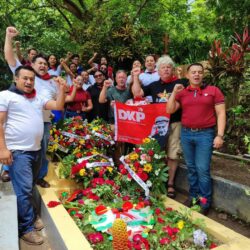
[24, 89, 36, 99]
[186, 85, 202, 95]
[161, 75, 178, 84]
[38, 73, 51, 80]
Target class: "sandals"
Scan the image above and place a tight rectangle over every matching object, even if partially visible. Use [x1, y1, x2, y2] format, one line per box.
[167, 184, 176, 199]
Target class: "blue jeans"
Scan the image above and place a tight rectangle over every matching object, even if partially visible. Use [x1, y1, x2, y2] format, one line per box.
[38, 122, 50, 179]
[181, 127, 215, 208]
[8, 150, 41, 236]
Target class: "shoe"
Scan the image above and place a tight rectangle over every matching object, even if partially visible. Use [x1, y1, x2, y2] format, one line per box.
[36, 178, 50, 188]
[167, 184, 176, 199]
[1, 170, 10, 182]
[34, 217, 44, 231]
[200, 207, 210, 216]
[21, 230, 44, 245]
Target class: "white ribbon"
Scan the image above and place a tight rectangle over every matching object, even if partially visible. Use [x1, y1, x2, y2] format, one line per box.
[92, 131, 115, 145]
[86, 162, 113, 169]
[61, 131, 90, 140]
[49, 141, 69, 153]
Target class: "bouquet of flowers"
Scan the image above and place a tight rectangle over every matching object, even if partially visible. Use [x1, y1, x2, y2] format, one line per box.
[118, 137, 168, 196]
[48, 117, 114, 159]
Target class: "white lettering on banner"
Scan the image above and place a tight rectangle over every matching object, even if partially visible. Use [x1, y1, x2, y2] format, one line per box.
[118, 109, 145, 122]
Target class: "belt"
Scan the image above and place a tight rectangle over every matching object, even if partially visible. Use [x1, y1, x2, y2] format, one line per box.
[182, 126, 215, 132]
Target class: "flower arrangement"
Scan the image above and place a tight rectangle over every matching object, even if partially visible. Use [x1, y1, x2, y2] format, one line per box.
[53, 193, 219, 250]
[119, 137, 168, 196]
[48, 117, 114, 159]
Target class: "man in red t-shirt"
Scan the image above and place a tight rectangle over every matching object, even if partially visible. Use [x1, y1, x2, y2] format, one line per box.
[167, 63, 226, 215]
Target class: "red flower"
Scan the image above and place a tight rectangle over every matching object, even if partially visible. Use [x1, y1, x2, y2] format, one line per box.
[159, 237, 171, 245]
[210, 242, 217, 249]
[163, 226, 179, 236]
[87, 232, 104, 244]
[135, 201, 145, 210]
[122, 201, 134, 211]
[137, 172, 148, 181]
[47, 201, 61, 208]
[148, 150, 154, 156]
[88, 194, 99, 201]
[200, 197, 208, 205]
[155, 208, 162, 215]
[157, 217, 165, 224]
[166, 207, 173, 211]
[122, 195, 131, 201]
[134, 161, 141, 168]
[95, 205, 108, 215]
[135, 148, 141, 153]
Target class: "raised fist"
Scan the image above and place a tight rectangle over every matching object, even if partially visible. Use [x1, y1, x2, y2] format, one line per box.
[132, 67, 141, 77]
[103, 79, 112, 88]
[6, 27, 19, 38]
[173, 84, 184, 94]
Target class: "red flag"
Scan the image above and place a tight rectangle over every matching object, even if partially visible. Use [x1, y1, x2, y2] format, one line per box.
[114, 102, 170, 145]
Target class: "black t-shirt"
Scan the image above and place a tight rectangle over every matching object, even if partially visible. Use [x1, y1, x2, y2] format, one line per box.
[143, 78, 188, 123]
[87, 83, 109, 122]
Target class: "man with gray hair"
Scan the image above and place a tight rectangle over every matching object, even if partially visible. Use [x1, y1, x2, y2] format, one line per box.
[132, 55, 188, 199]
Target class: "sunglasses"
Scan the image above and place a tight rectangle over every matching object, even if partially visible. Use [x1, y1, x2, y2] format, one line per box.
[94, 74, 103, 78]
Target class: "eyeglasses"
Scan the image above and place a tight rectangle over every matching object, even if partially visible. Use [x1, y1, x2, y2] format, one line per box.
[94, 74, 103, 78]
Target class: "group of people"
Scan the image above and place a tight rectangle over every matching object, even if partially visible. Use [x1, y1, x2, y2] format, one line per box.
[0, 26, 226, 245]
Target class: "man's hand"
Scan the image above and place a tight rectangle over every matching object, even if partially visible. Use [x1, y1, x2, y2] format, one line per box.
[55, 77, 68, 92]
[6, 27, 19, 39]
[0, 148, 13, 165]
[213, 136, 224, 149]
[173, 84, 184, 94]
[93, 52, 98, 57]
[103, 80, 112, 88]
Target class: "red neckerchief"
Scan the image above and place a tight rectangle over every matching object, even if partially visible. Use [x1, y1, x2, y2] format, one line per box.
[134, 96, 145, 101]
[24, 89, 36, 99]
[186, 85, 202, 95]
[161, 75, 178, 84]
[38, 73, 51, 80]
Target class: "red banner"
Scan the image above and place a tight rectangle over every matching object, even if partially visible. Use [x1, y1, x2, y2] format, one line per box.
[114, 102, 170, 145]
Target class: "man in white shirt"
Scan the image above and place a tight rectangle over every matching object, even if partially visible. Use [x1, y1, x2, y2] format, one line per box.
[0, 65, 66, 245]
[4, 26, 65, 188]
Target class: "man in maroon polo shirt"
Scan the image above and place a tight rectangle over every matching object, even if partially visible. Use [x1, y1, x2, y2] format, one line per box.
[167, 63, 226, 215]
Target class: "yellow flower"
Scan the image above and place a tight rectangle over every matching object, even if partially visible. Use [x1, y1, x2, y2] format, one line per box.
[143, 163, 152, 173]
[95, 167, 100, 172]
[129, 153, 139, 160]
[73, 148, 80, 154]
[107, 167, 113, 173]
[79, 139, 85, 145]
[60, 135, 63, 139]
[177, 220, 184, 230]
[78, 125, 83, 129]
[92, 126, 98, 131]
[101, 159, 107, 162]
[79, 169, 86, 176]
[142, 138, 151, 144]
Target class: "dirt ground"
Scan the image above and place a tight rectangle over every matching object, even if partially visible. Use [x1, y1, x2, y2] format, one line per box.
[211, 155, 250, 186]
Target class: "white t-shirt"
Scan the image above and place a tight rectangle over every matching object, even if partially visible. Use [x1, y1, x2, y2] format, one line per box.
[9, 60, 59, 122]
[0, 90, 49, 151]
[48, 65, 62, 77]
[139, 70, 160, 86]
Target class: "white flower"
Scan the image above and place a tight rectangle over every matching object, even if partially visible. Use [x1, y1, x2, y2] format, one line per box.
[155, 170, 160, 176]
[140, 160, 147, 165]
[193, 229, 208, 247]
[146, 180, 152, 187]
[154, 154, 160, 159]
